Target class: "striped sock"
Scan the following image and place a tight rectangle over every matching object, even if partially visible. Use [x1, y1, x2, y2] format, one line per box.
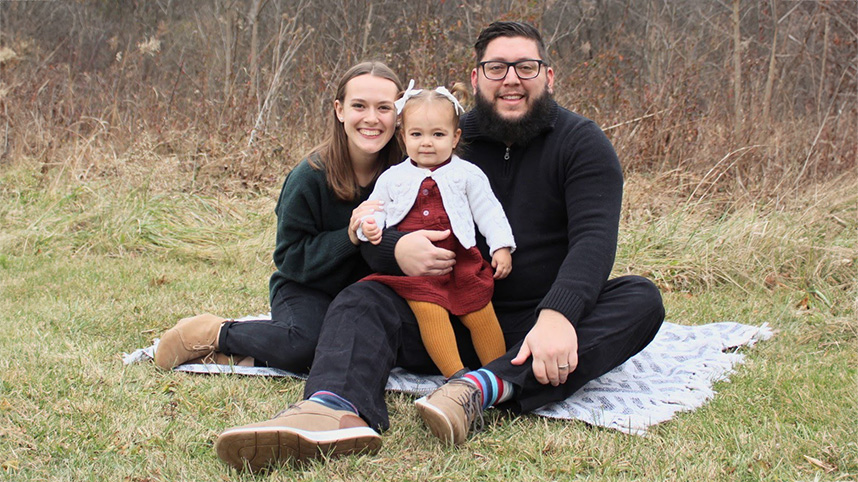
[308, 391, 358, 414]
[463, 368, 513, 410]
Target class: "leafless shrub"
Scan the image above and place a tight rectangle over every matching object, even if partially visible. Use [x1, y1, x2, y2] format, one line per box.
[0, 0, 854, 200]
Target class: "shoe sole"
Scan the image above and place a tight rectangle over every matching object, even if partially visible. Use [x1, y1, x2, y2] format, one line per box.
[215, 425, 381, 471]
[414, 396, 456, 444]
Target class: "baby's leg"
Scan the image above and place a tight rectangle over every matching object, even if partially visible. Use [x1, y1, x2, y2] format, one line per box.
[459, 302, 506, 366]
[408, 300, 465, 378]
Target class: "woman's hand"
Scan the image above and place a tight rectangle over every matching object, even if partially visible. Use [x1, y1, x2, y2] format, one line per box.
[491, 247, 512, 279]
[348, 200, 384, 245]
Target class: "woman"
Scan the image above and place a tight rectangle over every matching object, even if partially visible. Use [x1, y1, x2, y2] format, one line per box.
[154, 61, 403, 373]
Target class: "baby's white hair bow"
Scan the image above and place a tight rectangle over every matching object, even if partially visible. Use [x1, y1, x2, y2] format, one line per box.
[394, 79, 465, 116]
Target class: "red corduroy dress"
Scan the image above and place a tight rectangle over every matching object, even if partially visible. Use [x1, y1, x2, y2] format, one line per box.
[361, 177, 494, 316]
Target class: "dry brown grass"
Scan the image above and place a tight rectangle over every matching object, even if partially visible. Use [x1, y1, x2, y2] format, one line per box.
[2, 1, 854, 202]
[621, 171, 856, 299]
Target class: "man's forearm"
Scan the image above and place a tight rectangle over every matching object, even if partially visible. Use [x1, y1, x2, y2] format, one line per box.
[360, 228, 407, 275]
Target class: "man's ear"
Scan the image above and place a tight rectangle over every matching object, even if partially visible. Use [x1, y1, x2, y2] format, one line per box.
[546, 66, 555, 94]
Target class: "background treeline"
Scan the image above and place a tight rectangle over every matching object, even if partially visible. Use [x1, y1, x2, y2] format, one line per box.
[0, 0, 854, 198]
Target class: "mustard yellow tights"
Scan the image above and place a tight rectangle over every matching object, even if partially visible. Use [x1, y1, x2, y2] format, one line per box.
[407, 300, 506, 378]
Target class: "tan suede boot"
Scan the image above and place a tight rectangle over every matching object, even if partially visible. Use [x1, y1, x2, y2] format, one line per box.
[154, 313, 226, 370]
[215, 400, 381, 471]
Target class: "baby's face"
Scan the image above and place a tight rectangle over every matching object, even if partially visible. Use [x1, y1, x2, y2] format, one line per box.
[401, 101, 461, 169]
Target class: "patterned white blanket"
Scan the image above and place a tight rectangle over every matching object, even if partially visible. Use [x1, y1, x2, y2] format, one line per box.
[123, 318, 772, 435]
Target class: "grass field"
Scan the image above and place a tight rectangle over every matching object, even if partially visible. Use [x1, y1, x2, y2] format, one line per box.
[0, 161, 855, 481]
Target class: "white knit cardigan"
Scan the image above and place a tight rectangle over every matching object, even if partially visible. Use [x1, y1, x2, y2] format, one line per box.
[357, 155, 516, 255]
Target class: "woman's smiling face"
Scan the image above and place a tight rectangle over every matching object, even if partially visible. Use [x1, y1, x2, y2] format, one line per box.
[335, 74, 399, 165]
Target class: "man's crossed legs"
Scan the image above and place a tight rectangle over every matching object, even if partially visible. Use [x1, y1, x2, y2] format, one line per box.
[215, 276, 664, 471]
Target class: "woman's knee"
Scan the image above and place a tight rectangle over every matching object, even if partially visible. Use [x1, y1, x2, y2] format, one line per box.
[271, 282, 332, 326]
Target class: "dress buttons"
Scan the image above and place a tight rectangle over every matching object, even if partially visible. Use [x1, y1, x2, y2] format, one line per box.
[422, 189, 429, 195]
[422, 210, 430, 216]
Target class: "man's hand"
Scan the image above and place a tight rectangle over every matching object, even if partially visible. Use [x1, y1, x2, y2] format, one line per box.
[510, 309, 578, 386]
[361, 218, 382, 245]
[348, 200, 384, 245]
[394, 230, 456, 276]
[491, 247, 512, 279]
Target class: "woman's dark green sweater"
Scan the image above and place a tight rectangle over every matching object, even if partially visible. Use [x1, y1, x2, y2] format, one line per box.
[269, 156, 374, 302]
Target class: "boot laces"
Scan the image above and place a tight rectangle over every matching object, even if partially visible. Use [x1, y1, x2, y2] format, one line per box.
[272, 402, 303, 418]
[449, 379, 485, 434]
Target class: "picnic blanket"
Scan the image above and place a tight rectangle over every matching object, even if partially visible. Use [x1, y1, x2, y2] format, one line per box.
[123, 316, 772, 435]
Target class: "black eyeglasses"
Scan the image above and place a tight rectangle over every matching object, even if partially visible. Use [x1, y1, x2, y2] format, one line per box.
[478, 59, 546, 80]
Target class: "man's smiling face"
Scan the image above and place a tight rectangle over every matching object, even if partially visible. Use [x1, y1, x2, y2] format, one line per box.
[471, 36, 554, 122]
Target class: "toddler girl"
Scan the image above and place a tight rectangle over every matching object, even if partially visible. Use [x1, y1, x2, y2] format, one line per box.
[358, 80, 515, 378]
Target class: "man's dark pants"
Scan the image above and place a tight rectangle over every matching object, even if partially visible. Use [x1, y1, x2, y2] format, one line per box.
[305, 275, 665, 431]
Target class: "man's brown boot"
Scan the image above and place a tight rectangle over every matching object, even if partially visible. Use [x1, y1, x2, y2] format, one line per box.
[215, 400, 381, 471]
[154, 313, 225, 370]
[415, 379, 484, 445]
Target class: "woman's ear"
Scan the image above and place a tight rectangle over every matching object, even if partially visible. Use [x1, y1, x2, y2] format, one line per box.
[334, 100, 344, 122]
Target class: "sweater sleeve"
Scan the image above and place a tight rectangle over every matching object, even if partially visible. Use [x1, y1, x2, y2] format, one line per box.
[357, 171, 392, 242]
[358, 165, 408, 275]
[360, 228, 407, 275]
[465, 165, 516, 255]
[535, 121, 623, 327]
[272, 162, 360, 284]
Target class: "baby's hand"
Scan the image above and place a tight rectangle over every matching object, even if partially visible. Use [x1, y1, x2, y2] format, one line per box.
[491, 247, 512, 279]
[362, 218, 382, 245]
[348, 199, 383, 245]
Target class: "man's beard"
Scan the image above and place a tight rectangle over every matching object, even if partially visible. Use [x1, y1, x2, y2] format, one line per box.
[474, 86, 554, 145]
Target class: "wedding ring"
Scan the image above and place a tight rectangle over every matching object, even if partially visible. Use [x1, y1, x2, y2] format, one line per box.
[558, 364, 570, 370]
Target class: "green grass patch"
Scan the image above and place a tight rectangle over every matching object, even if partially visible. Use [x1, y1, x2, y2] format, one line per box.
[1, 168, 855, 481]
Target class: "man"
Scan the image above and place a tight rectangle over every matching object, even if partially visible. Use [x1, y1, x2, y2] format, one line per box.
[214, 21, 665, 471]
